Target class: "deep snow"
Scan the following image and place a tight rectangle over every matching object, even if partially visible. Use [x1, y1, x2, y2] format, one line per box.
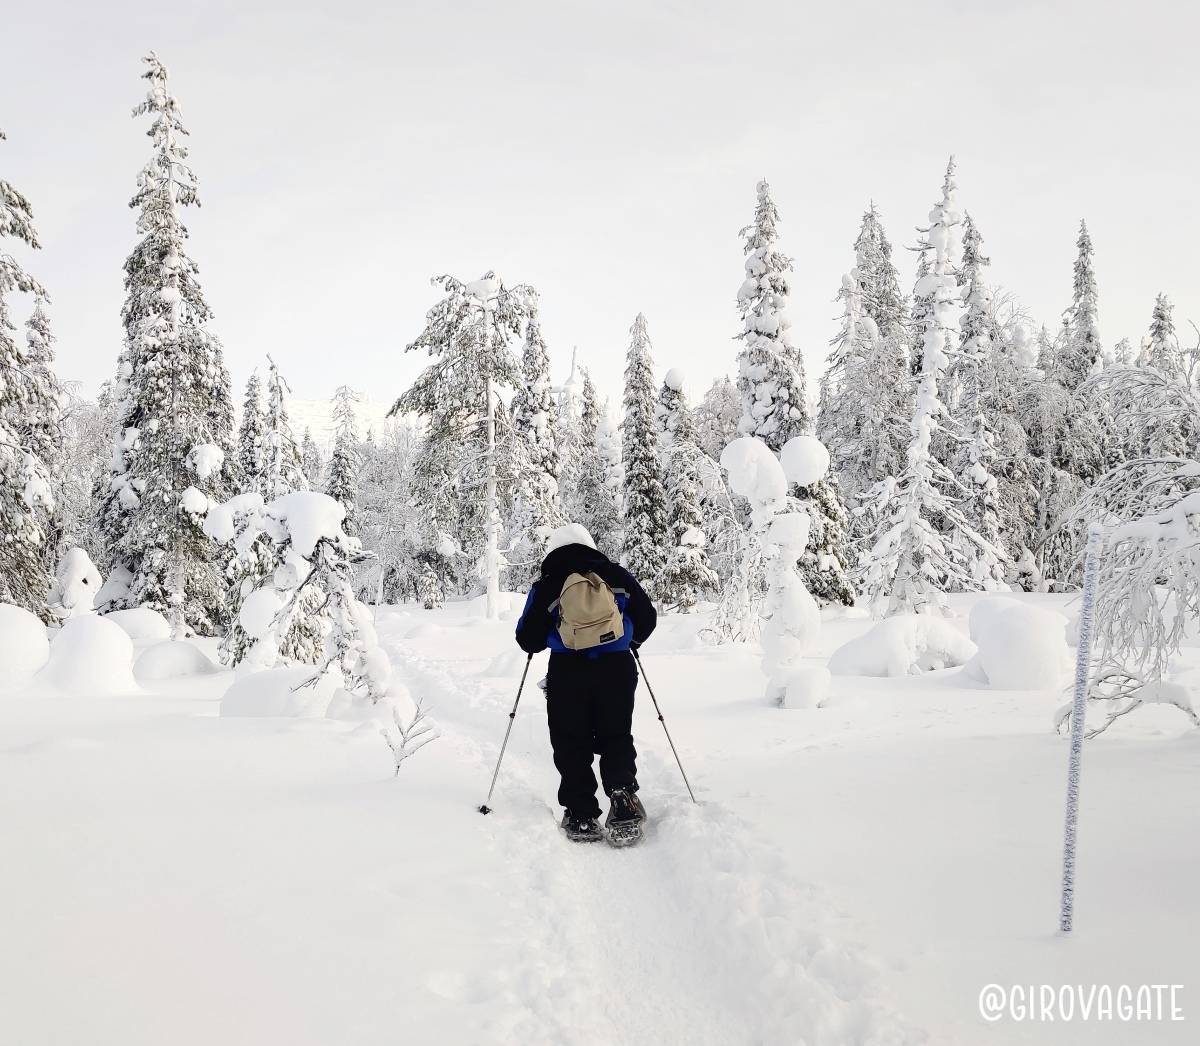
[1, 593, 1197, 1044]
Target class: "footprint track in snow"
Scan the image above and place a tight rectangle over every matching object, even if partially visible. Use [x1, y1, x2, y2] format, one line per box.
[390, 641, 918, 1045]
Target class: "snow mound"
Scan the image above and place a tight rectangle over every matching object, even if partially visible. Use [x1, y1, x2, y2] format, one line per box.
[664, 367, 686, 391]
[967, 595, 1023, 643]
[105, 607, 172, 643]
[829, 615, 976, 677]
[482, 649, 530, 677]
[780, 436, 831, 487]
[772, 664, 831, 708]
[965, 602, 1072, 690]
[0, 604, 51, 692]
[42, 616, 141, 696]
[720, 437, 787, 509]
[405, 622, 445, 639]
[465, 592, 524, 616]
[134, 640, 219, 682]
[47, 547, 103, 620]
[220, 666, 339, 718]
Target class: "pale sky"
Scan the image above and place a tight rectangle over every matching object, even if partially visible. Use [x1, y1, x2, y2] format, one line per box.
[3, 0, 1197, 412]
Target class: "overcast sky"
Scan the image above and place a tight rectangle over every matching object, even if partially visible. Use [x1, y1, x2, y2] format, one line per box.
[3, 0, 1197, 411]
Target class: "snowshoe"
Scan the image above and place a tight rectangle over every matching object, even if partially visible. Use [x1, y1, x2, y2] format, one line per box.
[560, 811, 603, 843]
[604, 788, 646, 847]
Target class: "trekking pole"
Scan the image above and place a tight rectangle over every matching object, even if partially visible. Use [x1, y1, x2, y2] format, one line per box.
[633, 648, 697, 804]
[478, 652, 534, 814]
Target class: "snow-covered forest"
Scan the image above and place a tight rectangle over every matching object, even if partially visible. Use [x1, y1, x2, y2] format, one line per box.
[3, 31, 1200, 1046]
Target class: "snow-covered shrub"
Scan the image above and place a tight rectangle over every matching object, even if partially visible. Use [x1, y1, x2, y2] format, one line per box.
[41, 616, 140, 695]
[713, 437, 824, 703]
[761, 512, 825, 706]
[1076, 499, 1200, 736]
[206, 489, 436, 762]
[46, 547, 103, 620]
[963, 599, 1072, 690]
[709, 437, 787, 641]
[828, 615, 976, 678]
[0, 604, 51, 692]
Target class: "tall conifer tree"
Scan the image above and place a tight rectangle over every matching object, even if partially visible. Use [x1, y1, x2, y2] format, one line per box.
[736, 180, 807, 451]
[98, 55, 232, 632]
[622, 314, 669, 587]
[0, 125, 55, 614]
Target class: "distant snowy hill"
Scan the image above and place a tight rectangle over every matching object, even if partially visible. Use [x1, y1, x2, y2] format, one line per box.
[271, 391, 398, 450]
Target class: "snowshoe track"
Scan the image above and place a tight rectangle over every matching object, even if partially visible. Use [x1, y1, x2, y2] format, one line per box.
[389, 639, 917, 1046]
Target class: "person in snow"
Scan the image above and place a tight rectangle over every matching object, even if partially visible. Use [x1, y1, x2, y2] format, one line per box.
[515, 523, 657, 843]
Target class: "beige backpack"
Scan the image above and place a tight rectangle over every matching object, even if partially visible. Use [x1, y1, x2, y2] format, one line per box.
[552, 572, 626, 650]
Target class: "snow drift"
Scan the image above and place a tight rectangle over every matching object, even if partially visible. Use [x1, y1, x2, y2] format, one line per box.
[134, 640, 219, 682]
[829, 614, 976, 677]
[964, 598, 1072, 690]
[105, 607, 172, 643]
[41, 616, 141, 695]
[0, 604, 51, 692]
[220, 666, 339, 718]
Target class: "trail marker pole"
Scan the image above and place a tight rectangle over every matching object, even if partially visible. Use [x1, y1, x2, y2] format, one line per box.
[1060, 523, 1105, 934]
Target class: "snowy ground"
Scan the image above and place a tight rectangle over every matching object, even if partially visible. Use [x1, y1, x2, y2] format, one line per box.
[2, 593, 1197, 1045]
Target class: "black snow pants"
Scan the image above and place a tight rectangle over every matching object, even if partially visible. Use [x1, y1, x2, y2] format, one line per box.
[545, 650, 638, 820]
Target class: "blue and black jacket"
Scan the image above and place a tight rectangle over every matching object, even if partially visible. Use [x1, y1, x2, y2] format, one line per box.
[515, 543, 657, 657]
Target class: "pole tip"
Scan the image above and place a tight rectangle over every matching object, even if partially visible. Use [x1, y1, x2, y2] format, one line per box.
[478, 805, 491, 815]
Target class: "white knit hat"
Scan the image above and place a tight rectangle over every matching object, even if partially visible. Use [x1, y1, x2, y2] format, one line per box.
[544, 523, 596, 555]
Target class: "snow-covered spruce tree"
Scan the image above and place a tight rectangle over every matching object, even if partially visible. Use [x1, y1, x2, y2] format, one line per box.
[656, 369, 718, 609]
[948, 213, 1007, 588]
[577, 400, 625, 558]
[507, 307, 561, 587]
[54, 384, 118, 570]
[1141, 293, 1184, 379]
[856, 159, 1003, 615]
[0, 125, 55, 615]
[235, 371, 268, 496]
[392, 271, 530, 618]
[554, 347, 584, 520]
[817, 207, 912, 514]
[580, 368, 600, 452]
[791, 473, 856, 607]
[204, 490, 325, 668]
[908, 249, 933, 376]
[622, 314, 670, 587]
[19, 297, 65, 570]
[301, 428, 324, 490]
[263, 355, 307, 498]
[326, 385, 360, 535]
[694, 376, 741, 462]
[1058, 220, 1102, 392]
[736, 180, 807, 451]
[97, 55, 233, 633]
[355, 414, 431, 603]
[19, 297, 62, 477]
